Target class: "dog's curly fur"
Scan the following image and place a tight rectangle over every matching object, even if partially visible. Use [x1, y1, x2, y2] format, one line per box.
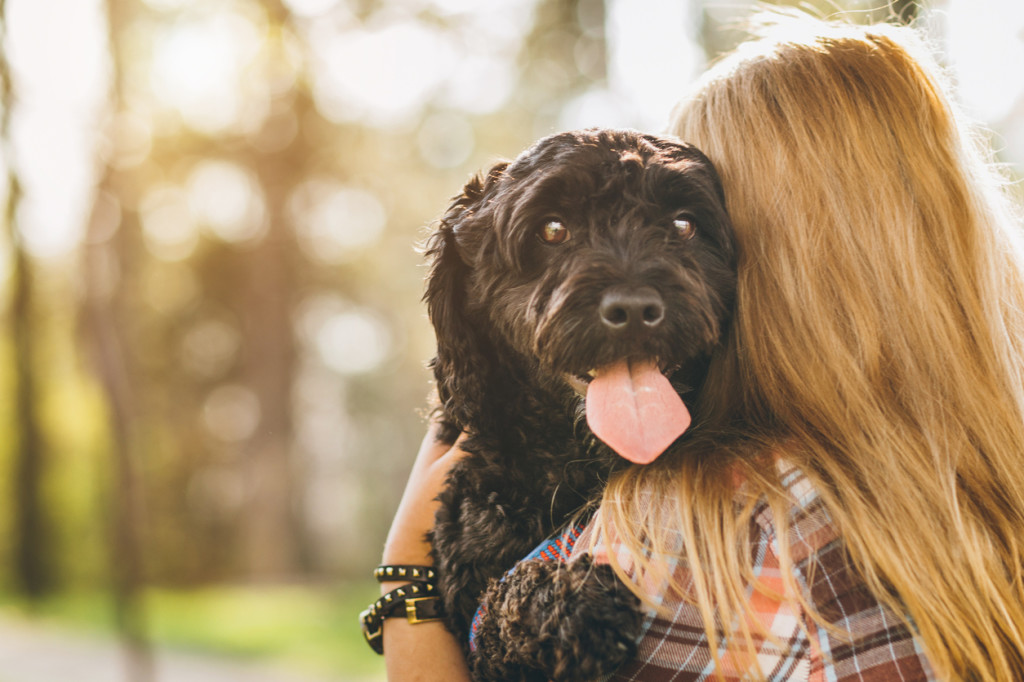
[424, 128, 736, 681]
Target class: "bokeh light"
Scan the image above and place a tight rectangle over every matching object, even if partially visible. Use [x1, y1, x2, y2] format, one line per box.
[603, 0, 703, 131]
[310, 20, 457, 127]
[316, 309, 393, 376]
[287, 179, 387, 264]
[181, 315, 241, 379]
[417, 111, 476, 169]
[6, 0, 108, 259]
[297, 294, 394, 376]
[440, 54, 517, 115]
[940, 0, 1024, 165]
[139, 184, 200, 261]
[149, 6, 268, 134]
[186, 160, 267, 244]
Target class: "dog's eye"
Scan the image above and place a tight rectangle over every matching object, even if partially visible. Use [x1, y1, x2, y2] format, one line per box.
[673, 214, 696, 240]
[538, 219, 571, 245]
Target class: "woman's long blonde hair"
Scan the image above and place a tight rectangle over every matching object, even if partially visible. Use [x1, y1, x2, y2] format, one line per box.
[600, 12, 1024, 681]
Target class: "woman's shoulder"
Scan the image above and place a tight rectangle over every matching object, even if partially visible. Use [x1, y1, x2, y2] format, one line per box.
[752, 461, 937, 681]
[749, 460, 842, 565]
[571, 461, 936, 680]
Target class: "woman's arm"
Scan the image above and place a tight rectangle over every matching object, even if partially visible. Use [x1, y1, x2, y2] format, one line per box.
[380, 420, 471, 681]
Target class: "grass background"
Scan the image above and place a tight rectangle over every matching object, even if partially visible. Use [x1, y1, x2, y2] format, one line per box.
[0, 581, 386, 679]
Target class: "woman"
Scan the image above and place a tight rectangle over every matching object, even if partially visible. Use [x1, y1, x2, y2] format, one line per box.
[377, 12, 1024, 681]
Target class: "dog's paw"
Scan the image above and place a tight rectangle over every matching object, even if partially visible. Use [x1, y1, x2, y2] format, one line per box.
[471, 556, 643, 682]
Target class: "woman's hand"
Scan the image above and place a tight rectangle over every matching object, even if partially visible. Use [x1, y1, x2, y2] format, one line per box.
[380, 418, 472, 682]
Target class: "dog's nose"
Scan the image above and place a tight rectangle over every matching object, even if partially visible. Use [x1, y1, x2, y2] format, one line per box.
[599, 288, 665, 330]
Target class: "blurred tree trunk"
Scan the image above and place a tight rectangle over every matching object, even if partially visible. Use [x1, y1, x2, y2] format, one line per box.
[1, 0, 52, 601]
[237, 233, 301, 578]
[7, 184, 50, 600]
[81, 200, 153, 682]
[234, 189, 301, 577]
[78, 0, 154, 679]
[238, 0, 305, 578]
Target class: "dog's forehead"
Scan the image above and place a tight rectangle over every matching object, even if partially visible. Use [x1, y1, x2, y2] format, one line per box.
[503, 145, 707, 211]
[516, 134, 693, 170]
[509, 144, 690, 192]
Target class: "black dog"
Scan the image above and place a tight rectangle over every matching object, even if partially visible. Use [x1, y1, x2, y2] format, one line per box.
[424, 129, 736, 681]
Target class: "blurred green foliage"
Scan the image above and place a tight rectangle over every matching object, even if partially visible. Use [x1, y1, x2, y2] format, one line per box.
[1, 583, 386, 677]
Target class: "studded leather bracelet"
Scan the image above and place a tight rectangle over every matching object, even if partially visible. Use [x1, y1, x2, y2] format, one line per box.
[360, 577, 443, 654]
[373, 564, 437, 584]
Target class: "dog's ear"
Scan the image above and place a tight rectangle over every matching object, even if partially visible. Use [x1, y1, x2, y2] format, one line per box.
[424, 161, 509, 430]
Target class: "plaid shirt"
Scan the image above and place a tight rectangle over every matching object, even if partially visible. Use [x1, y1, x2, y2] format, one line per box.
[567, 464, 937, 681]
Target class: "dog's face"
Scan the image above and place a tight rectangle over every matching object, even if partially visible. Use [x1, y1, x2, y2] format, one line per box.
[426, 129, 735, 447]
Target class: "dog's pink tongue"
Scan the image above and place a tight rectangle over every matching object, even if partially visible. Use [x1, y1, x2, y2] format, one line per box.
[585, 359, 690, 464]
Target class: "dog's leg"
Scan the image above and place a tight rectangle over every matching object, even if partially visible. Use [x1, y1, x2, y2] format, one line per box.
[471, 556, 643, 682]
[431, 461, 561, 646]
[431, 431, 601, 648]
